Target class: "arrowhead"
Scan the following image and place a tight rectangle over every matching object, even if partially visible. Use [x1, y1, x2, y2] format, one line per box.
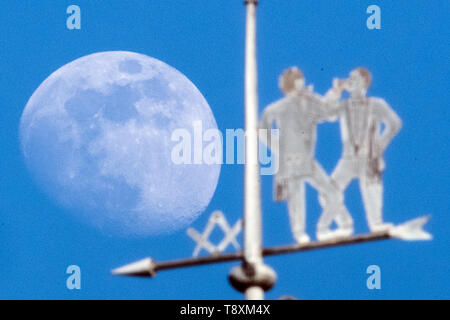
[389, 215, 432, 241]
[111, 258, 157, 277]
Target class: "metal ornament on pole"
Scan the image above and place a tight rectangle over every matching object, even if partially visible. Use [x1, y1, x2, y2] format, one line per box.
[112, 0, 432, 300]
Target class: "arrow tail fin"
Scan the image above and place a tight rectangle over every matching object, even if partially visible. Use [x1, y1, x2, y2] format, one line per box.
[389, 215, 432, 241]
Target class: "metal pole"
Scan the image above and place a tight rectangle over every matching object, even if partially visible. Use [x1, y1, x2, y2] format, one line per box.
[228, 0, 276, 300]
[243, 0, 263, 300]
[244, 0, 262, 273]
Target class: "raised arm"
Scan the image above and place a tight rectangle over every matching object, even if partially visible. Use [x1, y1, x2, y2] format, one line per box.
[317, 79, 345, 121]
[322, 86, 342, 104]
[314, 92, 341, 122]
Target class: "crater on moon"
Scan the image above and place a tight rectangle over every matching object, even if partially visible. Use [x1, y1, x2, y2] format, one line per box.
[20, 51, 221, 236]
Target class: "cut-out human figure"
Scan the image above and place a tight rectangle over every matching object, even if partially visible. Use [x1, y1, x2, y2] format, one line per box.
[317, 68, 402, 236]
[260, 67, 354, 244]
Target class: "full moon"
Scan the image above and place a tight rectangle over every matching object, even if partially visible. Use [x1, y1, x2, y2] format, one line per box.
[20, 51, 221, 236]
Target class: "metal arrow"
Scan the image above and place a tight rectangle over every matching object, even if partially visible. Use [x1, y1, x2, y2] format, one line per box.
[112, 217, 431, 278]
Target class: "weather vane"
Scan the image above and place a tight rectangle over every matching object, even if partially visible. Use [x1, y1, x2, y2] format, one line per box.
[112, 0, 431, 300]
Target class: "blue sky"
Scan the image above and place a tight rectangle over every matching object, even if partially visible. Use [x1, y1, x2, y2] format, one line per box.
[0, 0, 448, 299]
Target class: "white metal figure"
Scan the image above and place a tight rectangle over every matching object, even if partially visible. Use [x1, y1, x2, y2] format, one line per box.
[260, 67, 354, 244]
[317, 68, 402, 236]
